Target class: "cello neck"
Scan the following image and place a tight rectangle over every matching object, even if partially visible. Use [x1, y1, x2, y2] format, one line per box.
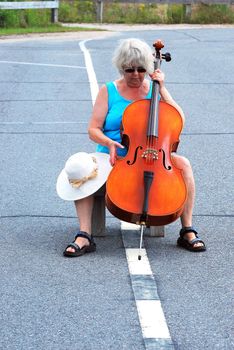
[147, 40, 171, 139]
[147, 61, 160, 138]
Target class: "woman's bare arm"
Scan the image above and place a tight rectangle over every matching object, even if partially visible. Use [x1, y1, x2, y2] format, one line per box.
[88, 85, 124, 165]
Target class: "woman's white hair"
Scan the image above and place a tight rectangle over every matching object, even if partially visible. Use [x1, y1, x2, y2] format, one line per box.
[112, 38, 154, 75]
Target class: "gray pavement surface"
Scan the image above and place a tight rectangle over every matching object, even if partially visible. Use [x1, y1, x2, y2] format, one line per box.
[0, 26, 234, 349]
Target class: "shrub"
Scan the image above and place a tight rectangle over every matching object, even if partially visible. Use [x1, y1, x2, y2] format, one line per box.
[59, 0, 96, 23]
[191, 4, 234, 24]
[167, 5, 185, 24]
[0, 10, 21, 28]
[0, 1, 233, 28]
[0, 8, 50, 28]
[26, 9, 50, 27]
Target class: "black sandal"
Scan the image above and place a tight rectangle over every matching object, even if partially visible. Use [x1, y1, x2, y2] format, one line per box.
[177, 226, 206, 252]
[63, 231, 96, 257]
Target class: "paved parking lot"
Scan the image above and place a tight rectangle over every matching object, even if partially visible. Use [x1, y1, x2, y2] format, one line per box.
[0, 25, 233, 349]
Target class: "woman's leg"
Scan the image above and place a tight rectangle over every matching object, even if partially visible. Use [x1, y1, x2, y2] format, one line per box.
[65, 195, 94, 253]
[171, 154, 204, 248]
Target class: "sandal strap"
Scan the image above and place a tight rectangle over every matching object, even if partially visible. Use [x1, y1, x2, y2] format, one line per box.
[66, 242, 81, 251]
[189, 237, 205, 246]
[180, 226, 198, 238]
[75, 231, 93, 244]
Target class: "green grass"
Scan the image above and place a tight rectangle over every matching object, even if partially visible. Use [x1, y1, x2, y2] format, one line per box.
[0, 2, 233, 37]
[0, 24, 103, 36]
[58, 2, 234, 24]
[101, 3, 234, 24]
[190, 4, 234, 24]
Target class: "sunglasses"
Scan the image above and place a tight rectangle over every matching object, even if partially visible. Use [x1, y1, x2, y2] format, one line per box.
[123, 67, 147, 73]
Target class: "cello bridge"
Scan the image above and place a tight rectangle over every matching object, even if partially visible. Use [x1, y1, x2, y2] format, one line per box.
[142, 148, 159, 160]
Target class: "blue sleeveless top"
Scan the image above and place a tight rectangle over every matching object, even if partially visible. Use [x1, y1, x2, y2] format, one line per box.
[96, 81, 152, 156]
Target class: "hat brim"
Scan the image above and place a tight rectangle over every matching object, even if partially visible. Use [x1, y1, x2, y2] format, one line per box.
[56, 152, 112, 201]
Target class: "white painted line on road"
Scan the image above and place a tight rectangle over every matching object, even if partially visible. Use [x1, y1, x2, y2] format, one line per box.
[79, 40, 99, 104]
[121, 221, 140, 230]
[122, 223, 175, 349]
[136, 300, 171, 339]
[126, 248, 152, 275]
[82, 38, 174, 349]
[0, 60, 86, 69]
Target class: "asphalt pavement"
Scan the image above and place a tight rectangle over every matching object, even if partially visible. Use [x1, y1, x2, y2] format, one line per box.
[0, 25, 233, 350]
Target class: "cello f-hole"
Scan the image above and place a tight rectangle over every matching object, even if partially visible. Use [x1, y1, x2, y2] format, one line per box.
[159, 148, 172, 170]
[127, 146, 143, 165]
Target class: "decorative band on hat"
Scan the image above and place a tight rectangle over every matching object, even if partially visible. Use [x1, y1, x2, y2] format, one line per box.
[69, 157, 98, 188]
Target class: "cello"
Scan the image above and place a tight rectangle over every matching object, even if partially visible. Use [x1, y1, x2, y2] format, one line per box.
[106, 40, 187, 258]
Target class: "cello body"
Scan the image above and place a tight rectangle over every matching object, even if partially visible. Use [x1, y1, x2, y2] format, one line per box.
[106, 99, 187, 226]
[106, 40, 187, 227]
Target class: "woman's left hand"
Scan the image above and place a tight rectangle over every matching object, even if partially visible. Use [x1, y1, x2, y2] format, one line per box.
[149, 69, 165, 87]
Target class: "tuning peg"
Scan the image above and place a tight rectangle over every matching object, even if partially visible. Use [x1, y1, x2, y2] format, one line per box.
[162, 52, 171, 62]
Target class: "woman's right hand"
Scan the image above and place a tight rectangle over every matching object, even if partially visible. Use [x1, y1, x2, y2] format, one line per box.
[108, 141, 124, 166]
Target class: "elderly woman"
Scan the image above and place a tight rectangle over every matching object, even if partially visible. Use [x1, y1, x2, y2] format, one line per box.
[63, 38, 206, 257]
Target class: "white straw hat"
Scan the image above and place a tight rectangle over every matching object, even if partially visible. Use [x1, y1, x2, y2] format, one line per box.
[56, 152, 112, 201]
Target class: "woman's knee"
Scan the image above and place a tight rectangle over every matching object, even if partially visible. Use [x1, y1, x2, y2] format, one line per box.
[172, 154, 190, 168]
[180, 156, 191, 170]
[172, 155, 193, 179]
